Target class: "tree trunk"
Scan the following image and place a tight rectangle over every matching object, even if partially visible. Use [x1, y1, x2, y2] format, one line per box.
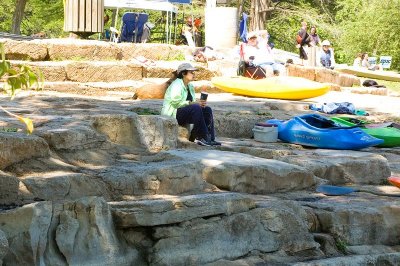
[11, 0, 28, 34]
[249, 0, 270, 31]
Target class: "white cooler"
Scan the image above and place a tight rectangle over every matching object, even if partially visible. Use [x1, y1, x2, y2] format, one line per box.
[252, 124, 278, 143]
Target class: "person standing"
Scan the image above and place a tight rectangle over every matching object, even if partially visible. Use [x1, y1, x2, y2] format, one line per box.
[296, 21, 311, 63]
[161, 63, 221, 146]
[309, 26, 321, 47]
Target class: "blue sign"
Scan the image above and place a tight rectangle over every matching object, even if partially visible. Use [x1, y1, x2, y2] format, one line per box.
[368, 57, 377, 65]
[380, 56, 392, 69]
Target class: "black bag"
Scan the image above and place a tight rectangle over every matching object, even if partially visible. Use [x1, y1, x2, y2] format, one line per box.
[237, 59, 246, 76]
[244, 65, 266, 79]
[237, 43, 246, 76]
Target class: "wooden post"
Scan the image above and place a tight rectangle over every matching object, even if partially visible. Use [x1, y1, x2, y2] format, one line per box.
[64, 0, 104, 33]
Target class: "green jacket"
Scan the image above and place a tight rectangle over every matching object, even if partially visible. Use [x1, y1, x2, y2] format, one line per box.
[161, 78, 196, 117]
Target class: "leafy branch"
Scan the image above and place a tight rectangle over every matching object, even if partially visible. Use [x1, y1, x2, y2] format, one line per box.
[0, 42, 43, 133]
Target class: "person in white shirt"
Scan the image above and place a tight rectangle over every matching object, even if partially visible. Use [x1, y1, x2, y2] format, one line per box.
[361, 53, 382, 71]
[243, 31, 283, 75]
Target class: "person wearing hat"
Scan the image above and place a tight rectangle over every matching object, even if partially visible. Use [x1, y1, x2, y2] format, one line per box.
[318, 40, 335, 69]
[161, 63, 220, 146]
[243, 31, 282, 76]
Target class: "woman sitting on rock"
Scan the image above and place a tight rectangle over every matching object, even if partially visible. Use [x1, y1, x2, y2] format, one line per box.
[161, 63, 221, 146]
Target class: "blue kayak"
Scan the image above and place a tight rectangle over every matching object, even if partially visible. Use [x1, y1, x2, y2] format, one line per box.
[267, 114, 384, 150]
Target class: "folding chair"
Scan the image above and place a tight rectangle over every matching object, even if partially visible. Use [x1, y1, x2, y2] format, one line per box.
[238, 43, 266, 79]
[121, 12, 138, 42]
[135, 13, 149, 43]
[120, 12, 149, 43]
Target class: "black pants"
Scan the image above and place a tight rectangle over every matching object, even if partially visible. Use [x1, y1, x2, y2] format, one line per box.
[299, 46, 308, 60]
[176, 104, 215, 141]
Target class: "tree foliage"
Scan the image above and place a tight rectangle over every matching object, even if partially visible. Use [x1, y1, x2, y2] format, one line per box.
[335, 0, 400, 69]
[0, 0, 64, 37]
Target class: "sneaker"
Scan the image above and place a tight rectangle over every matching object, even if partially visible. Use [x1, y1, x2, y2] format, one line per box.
[210, 140, 222, 146]
[194, 138, 212, 146]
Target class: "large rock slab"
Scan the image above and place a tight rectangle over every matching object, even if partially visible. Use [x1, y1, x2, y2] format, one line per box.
[55, 197, 137, 265]
[0, 171, 20, 204]
[287, 64, 316, 81]
[287, 64, 361, 87]
[339, 73, 361, 87]
[0, 197, 141, 265]
[0, 201, 53, 265]
[214, 112, 272, 138]
[47, 39, 121, 61]
[97, 159, 211, 197]
[39, 125, 107, 150]
[315, 68, 340, 84]
[110, 192, 256, 227]
[137, 115, 178, 152]
[149, 200, 319, 265]
[280, 149, 391, 185]
[167, 150, 316, 194]
[20, 171, 111, 201]
[217, 139, 391, 185]
[4, 39, 48, 61]
[0, 133, 49, 170]
[293, 253, 400, 266]
[43, 80, 142, 96]
[10, 60, 67, 82]
[304, 196, 400, 246]
[0, 230, 8, 266]
[65, 61, 143, 82]
[120, 43, 188, 61]
[92, 114, 178, 152]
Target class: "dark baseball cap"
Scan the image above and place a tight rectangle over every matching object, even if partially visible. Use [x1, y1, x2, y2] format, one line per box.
[177, 63, 198, 74]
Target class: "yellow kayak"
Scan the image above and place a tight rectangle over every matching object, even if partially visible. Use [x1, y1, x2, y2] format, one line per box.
[337, 66, 400, 82]
[211, 76, 330, 100]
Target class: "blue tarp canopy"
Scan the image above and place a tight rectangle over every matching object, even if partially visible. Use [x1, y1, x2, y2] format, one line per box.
[168, 0, 191, 3]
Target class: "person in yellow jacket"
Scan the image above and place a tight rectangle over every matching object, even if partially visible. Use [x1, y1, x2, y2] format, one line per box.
[161, 63, 221, 146]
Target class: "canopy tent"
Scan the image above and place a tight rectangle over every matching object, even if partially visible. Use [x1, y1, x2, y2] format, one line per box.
[104, 0, 193, 44]
[104, 0, 178, 13]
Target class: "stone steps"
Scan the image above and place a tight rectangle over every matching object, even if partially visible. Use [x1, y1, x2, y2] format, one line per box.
[2, 38, 190, 61]
[41, 79, 222, 98]
[292, 253, 400, 265]
[219, 138, 391, 185]
[3, 38, 378, 94]
[109, 192, 255, 228]
[1, 191, 400, 265]
[9, 59, 219, 82]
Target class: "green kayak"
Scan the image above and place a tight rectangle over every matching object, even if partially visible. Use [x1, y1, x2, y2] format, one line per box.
[331, 117, 400, 147]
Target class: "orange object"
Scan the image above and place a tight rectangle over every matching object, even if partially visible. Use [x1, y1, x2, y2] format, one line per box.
[388, 176, 400, 189]
[296, 35, 302, 44]
[194, 17, 202, 28]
